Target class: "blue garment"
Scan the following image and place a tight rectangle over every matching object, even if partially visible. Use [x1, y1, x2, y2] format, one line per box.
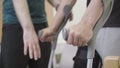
[3, 0, 47, 24]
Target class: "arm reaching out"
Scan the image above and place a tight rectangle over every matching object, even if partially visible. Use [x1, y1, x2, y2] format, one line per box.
[47, 0, 60, 8]
[67, 0, 103, 46]
[12, 0, 41, 60]
[39, 0, 76, 42]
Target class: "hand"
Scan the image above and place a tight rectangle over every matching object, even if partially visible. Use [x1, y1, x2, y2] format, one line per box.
[23, 28, 41, 60]
[67, 23, 93, 47]
[39, 27, 55, 42]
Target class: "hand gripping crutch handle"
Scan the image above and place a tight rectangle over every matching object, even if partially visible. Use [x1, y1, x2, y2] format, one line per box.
[87, 0, 114, 68]
[38, 5, 73, 68]
[62, 0, 114, 68]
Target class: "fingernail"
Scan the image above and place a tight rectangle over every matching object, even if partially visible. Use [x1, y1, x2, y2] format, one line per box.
[39, 55, 41, 58]
[35, 58, 38, 61]
[30, 56, 33, 59]
[24, 53, 27, 55]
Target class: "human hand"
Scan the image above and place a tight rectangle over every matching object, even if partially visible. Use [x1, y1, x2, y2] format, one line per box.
[38, 27, 55, 42]
[67, 23, 93, 47]
[23, 28, 41, 60]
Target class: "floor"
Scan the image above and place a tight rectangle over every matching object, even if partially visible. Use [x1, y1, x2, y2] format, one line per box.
[53, 43, 77, 68]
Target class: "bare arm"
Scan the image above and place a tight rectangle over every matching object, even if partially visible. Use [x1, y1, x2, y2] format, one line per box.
[50, 0, 76, 32]
[12, 0, 41, 60]
[79, 0, 103, 29]
[39, 0, 76, 41]
[67, 0, 103, 46]
[47, 0, 60, 7]
[12, 0, 34, 30]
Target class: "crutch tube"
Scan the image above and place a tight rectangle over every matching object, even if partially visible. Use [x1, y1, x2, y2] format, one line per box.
[87, 0, 114, 68]
[38, 5, 73, 68]
[62, 0, 114, 68]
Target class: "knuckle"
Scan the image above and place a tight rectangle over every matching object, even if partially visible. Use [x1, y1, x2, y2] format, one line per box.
[34, 49, 37, 52]
[75, 33, 80, 37]
[83, 38, 87, 42]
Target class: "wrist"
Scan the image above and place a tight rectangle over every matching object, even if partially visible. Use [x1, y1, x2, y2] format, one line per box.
[22, 24, 35, 32]
[49, 26, 57, 34]
[78, 22, 94, 30]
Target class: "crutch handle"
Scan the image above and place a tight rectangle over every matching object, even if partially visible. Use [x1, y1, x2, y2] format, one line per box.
[38, 4, 74, 68]
[62, 1, 114, 68]
[62, 28, 68, 41]
[38, 30, 43, 38]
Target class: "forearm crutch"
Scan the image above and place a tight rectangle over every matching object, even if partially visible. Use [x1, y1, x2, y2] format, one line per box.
[62, 0, 114, 68]
[38, 5, 73, 68]
[87, 0, 114, 68]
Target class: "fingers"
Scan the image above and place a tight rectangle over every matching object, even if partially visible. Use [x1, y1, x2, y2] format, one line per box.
[24, 42, 41, 60]
[41, 35, 53, 42]
[24, 42, 28, 56]
[29, 44, 33, 59]
[40, 33, 53, 42]
[23, 30, 41, 61]
[67, 31, 88, 47]
[39, 29, 54, 42]
[33, 43, 41, 60]
[33, 44, 38, 60]
[73, 33, 80, 46]
[67, 32, 74, 45]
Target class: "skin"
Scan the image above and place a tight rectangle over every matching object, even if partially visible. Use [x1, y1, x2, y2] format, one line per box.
[39, 0, 103, 47]
[39, 0, 76, 42]
[12, 0, 40, 60]
[12, 0, 75, 60]
[67, 0, 103, 46]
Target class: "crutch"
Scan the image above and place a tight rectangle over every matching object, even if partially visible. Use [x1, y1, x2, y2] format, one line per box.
[62, 0, 114, 68]
[38, 5, 73, 68]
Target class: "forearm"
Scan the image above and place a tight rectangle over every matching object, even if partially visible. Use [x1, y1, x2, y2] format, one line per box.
[79, 0, 103, 29]
[49, 0, 76, 33]
[47, 0, 60, 8]
[12, 0, 34, 31]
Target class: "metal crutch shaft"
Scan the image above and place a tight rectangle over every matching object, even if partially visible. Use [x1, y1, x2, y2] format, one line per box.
[87, 0, 114, 68]
[62, 0, 114, 68]
[38, 5, 73, 68]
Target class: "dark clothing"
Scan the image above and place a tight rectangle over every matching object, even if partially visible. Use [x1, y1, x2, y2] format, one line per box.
[74, 0, 120, 68]
[73, 47, 102, 68]
[3, 0, 47, 24]
[1, 23, 51, 68]
[0, 54, 2, 68]
[104, 0, 120, 27]
[2, 0, 51, 68]
[87, 0, 120, 27]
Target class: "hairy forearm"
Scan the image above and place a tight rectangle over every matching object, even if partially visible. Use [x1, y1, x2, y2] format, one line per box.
[12, 0, 34, 31]
[50, 0, 76, 32]
[79, 0, 103, 29]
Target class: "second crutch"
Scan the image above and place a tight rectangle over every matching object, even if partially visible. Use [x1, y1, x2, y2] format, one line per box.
[62, 0, 114, 68]
[38, 5, 73, 68]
